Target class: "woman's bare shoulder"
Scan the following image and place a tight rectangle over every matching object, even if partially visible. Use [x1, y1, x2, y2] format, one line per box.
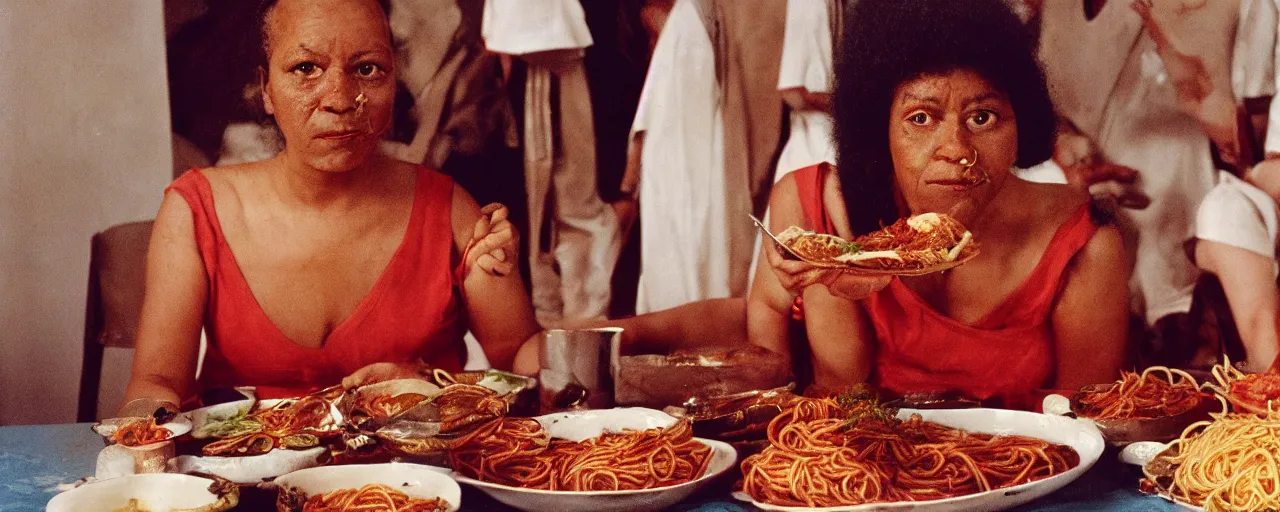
[767, 171, 805, 228]
[197, 160, 274, 197]
[1019, 180, 1090, 228]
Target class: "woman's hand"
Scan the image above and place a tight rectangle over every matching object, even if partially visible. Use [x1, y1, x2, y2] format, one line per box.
[117, 398, 181, 421]
[764, 244, 891, 300]
[464, 203, 518, 277]
[341, 362, 425, 389]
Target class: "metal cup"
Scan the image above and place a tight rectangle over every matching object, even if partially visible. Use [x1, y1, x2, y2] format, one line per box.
[538, 327, 622, 413]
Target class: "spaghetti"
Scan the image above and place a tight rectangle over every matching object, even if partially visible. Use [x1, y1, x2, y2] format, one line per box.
[448, 418, 713, 491]
[740, 398, 1079, 507]
[111, 419, 172, 447]
[1202, 354, 1280, 415]
[367, 393, 430, 418]
[778, 213, 975, 272]
[301, 483, 449, 512]
[1141, 399, 1280, 511]
[203, 393, 336, 456]
[1074, 366, 1205, 420]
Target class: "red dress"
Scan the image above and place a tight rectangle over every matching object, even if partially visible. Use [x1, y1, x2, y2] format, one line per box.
[168, 167, 467, 400]
[792, 164, 1099, 409]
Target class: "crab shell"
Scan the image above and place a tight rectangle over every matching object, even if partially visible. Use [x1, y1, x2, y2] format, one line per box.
[432, 384, 509, 435]
[342, 379, 445, 429]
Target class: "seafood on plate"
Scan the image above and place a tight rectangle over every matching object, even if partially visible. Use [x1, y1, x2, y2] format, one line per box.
[340, 372, 530, 459]
[92, 415, 192, 448]
[1202, 355, 1280, 416]
[200, 388, 343, 456]
[767, 212, 977, 274]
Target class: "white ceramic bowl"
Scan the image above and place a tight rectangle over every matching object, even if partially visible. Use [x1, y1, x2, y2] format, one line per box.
[46, 474, 225, 512]
[453, 437, 736, 512]
[736, 407, 1106, 512]
[274, 462, 461, 511]
[171, 447, 327, 485]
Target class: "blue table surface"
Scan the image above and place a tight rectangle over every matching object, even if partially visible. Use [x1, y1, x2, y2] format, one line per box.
[0, 423, 1179, 511]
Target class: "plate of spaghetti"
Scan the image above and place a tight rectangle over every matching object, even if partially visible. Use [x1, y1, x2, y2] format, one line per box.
[1049, 367, 1214, 445]
[447, 408, 737, 512]
[1124, 397, 1280, 512]
[736, 398, 1103, 511]
[93, 415, 192, 449]
[274, 463, 460, 512]
[756, 212, 978, 275]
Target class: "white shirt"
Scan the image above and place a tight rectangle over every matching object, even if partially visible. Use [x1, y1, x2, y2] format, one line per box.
[777, 0, 833, 94]
[481, 0, 593, 55]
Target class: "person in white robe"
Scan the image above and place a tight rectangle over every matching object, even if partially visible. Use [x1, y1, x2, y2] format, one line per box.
[746, 0, 839, 290]
[1039, 0, 1251, 333]
[629, 0, 745, 314]
[481, 0, 621, 327]
[775, 0, 837, 177]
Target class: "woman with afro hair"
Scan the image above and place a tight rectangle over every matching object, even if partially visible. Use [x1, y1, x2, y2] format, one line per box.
[749, 0, 1131, 408]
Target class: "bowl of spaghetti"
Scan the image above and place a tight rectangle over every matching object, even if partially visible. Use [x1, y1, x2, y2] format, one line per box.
[1124, 399, 1280, 512]
[735, 398, 1104, 511]
[47, 473, 238, 512]
[274, 462, 460, 512]
[447, 408, 737, 512]
[1059, 367, 1214, 445]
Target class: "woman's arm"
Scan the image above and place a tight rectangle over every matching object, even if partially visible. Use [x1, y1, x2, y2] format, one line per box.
[1051, 224, 1130, 389]
[451, 185, 540, 372]
[119, 192, 208, 415]
[511, 298, 750, 376]
[748, 176, 806, 363]
[748, 175, 876, 392]
[801, 286, 876, 394]
[779, 88, 832, 112]
[1195, 240, 1280, 372]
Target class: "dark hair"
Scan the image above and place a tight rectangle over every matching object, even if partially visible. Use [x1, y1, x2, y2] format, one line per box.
[256, 0, 392, 68]
[832, 0, 1056, 235]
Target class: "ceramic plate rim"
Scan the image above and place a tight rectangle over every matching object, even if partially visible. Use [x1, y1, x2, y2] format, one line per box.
[46, 473, 218, 511]
[451, 437, 735, 497]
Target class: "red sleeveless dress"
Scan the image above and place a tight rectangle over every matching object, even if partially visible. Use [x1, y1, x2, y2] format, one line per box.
[792, 164, 1098, 409]
[168, 167, 467, 400]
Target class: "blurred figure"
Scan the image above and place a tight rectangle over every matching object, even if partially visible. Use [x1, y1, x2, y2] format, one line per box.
[579, 0, 651, 318]
[1191, 166, 1279, 372]
[627, 0, 786, 313]
[775, 0, 839, 176]
[483, 0, 623, 327]
[628, 0, 734, 314]
[719, 0, 788, 257]
[1180, 0, 1280, 372]
[1038, 0, 1274, 368]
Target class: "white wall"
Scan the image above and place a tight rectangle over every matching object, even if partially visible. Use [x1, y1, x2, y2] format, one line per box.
[0, 1, 172, 425]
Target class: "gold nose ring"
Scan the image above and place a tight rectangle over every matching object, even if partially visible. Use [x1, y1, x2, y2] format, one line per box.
[959, 148, 978, 168]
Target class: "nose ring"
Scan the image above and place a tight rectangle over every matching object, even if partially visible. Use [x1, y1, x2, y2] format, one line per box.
[958, 148, 978, 168]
